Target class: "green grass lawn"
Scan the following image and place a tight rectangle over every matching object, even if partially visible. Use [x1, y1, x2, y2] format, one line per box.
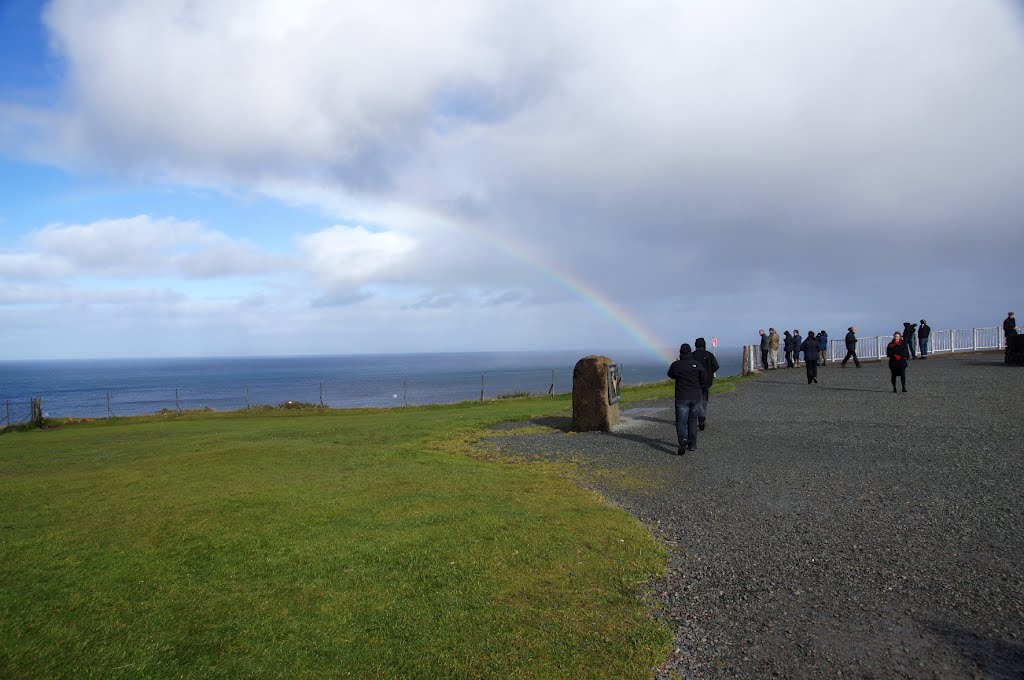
[2, 381, 722, 679]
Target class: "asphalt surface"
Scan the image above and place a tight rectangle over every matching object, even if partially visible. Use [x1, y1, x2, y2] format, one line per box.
[488, 352, 1024, 679]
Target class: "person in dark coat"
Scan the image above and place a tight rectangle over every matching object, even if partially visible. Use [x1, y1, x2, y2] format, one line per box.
[917, 319, 931, 358]
[903, 322, 918, 359]
[842, 326, 861, 367]
[1004, 312, 1017, 340]
[800, 330, 820, 384]
[792, 330, 802, 367]
[758, 329, 769, 370]
[887, 331, 909, 393]
[783, 330, 794, 368]
[667, 343, 708, 454]
[691, 337, 720, 432]
[817, 329, 829, 366]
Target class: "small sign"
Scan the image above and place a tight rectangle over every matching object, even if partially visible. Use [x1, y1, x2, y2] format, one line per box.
[712, 337, 718, 348]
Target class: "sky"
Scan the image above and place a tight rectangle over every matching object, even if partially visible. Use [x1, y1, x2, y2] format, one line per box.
[1, 0, 1023, 361]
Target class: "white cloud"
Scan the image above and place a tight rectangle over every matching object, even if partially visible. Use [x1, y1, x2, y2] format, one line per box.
[2, 0, 1023, 356]
[297, 225, 417, 304]
[13, 215, 289, 280]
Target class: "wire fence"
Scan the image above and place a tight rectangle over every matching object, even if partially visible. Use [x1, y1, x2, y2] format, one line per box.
[2, 359, 704, 427]
[743, 326, 1006, 374]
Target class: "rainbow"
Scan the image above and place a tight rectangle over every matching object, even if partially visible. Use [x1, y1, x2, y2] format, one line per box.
[450, 215, 677, 364]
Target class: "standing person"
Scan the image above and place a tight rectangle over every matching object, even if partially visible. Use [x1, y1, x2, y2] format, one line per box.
[842, 326, 861, 367]
[792, 329, 802, 368]
[667, 343, 707, 454]
[758, 329, 769, 370]
[903, 322, 918, 360]
[783, 330, 794, 368]
[887, 331, 910, 393]
[768, 328, 780, 369]
[817, 329, 829, 366]
[1005, 312, 1017, 360]
[918, 320, 931, 359]
[801, 330, 820, 384]
[692, 337, 720, 432]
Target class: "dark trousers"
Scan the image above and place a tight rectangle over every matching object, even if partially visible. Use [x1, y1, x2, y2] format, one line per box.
[890, 365, 906, 390]
[805, 360, 818, 383]
[699, 388, 710, 422]
[674, 399, 700, 448]
[785, 350, 794, 367]
[842, 349, 860, 367]
[907, 336, 917, 358]
[760, 349, 769, 370]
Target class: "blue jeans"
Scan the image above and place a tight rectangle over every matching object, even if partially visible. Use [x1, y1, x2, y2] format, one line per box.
[919, 337, 929, 356]
[675, 399, 700, 448]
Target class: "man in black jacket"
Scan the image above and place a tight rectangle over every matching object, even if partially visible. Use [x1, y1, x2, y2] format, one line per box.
[692, 337, 720, 431]
[918, 319, 931, 359]
[667, 343, 708, 454]
[903, 321, 918, 359]
[842, 326, 861, 367]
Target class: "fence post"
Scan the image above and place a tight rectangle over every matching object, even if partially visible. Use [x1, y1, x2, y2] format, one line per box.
[480, 375, 485, 402]
[30, 397, 43, 427]
[107, 392, 113, 418]
[548, 369, 555, 395]
[973, 328, 978, 352]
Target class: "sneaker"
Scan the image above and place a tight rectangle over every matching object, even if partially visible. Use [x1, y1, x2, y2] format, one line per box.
[687, 445, 696, 452]
[678, 443, 687, 455]
[813, 378, 818, 383]
[902, 387, 907, 393]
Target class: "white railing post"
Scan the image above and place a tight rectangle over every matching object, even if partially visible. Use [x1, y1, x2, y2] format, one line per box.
[973, 328, 977, 352]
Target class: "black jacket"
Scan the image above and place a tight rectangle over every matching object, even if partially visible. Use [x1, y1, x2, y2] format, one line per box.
[800, 336, 821, 361]
[667, 352, 708, 401]
[792, 334, 802, 355]
[692, 348, 720, 387]
[845, 331, 857, 350]
[918, 324, 930, 339]
[783, 333, 793, 352]
[1005, 316, 1017, 337]
[903, 322, 917, 339]
[887, 339, 909, 367]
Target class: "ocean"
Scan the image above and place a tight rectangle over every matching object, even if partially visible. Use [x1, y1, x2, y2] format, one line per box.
[0, 348, 741, 422]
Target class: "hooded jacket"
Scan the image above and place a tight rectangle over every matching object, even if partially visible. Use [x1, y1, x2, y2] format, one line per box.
[801, 335, 821, 361]
[692, 339, 720, 388]
[845, 330, 857, 350]
[667, 351, 708, 401]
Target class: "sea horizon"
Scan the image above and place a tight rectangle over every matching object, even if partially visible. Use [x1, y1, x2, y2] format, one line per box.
[1, 348, 742, 422]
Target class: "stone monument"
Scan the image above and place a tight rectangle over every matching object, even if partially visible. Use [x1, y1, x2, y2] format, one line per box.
[572, 355, 621, 432]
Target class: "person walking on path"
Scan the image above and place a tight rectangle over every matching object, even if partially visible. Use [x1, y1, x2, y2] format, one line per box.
[783, 330, 795, 368]
[801, 330, 821, 384]
[887, 331, 910, 393]
[692, 337, 720, 432]
[817, 330, 829, 366]
[842, 327, 861, 367]
[758, 330, 770, 370]
[792, 330, 802, 367]
[918, 320, 931, 359]
[903, 322, 918, 360]
[667, 343, 707, 454]
[768, 328, 780, 369]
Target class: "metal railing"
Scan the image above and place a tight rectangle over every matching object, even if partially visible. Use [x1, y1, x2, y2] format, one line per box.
[744, 326, 1006, 373]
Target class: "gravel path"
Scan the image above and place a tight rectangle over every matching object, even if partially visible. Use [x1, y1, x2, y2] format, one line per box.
[488, 353, 1024, 679]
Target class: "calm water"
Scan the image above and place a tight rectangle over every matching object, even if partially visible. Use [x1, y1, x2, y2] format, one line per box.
[0, 349, 741, 421]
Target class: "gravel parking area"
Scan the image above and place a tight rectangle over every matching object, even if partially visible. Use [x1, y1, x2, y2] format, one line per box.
[488, 353, 1024, 679]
